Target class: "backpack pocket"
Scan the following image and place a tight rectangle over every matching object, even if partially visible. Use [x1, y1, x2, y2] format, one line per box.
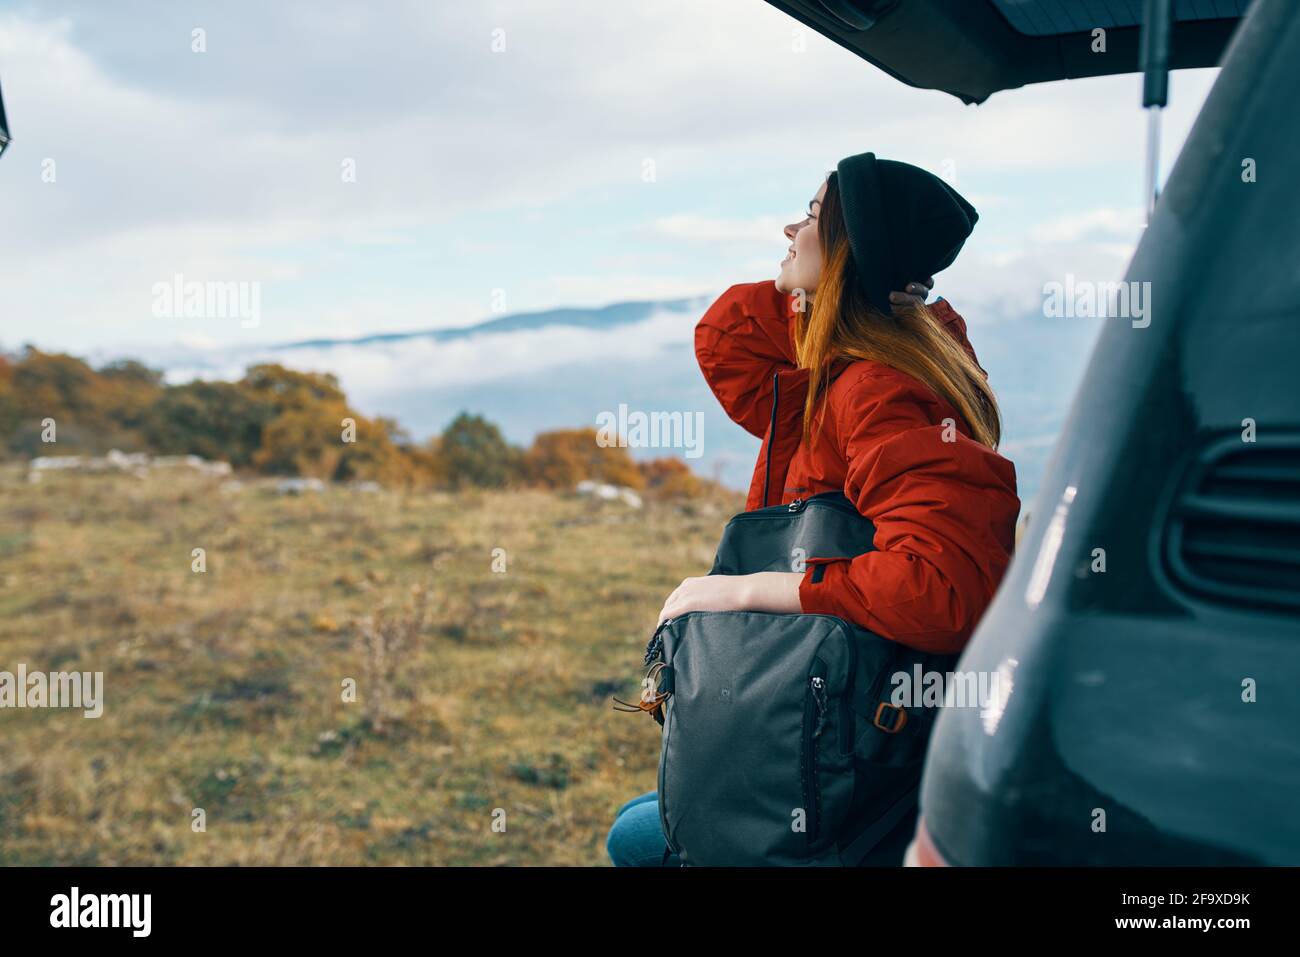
[846, 641, 955, 771]
[657, 610, 857, 866]
[799, 658, 858, 852]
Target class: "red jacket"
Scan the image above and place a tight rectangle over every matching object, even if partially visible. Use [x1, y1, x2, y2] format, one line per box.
[695, 280, 1020, 654]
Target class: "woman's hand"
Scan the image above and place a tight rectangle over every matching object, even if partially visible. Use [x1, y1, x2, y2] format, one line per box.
[889, 276, 934, 311]
[656, 572, 803, 627]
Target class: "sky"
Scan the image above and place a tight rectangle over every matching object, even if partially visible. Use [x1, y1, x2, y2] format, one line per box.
[0, 0, 1218, 366]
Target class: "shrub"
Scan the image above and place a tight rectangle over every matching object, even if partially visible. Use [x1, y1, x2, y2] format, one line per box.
[639, 457, 705, 499]
[523, 427, 644, 490]
[436, 412, 521, 489]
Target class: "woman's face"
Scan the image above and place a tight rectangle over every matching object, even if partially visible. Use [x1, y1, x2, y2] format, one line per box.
[775, 178, 827, 295]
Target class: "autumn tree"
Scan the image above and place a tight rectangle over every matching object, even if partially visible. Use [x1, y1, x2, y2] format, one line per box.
[0, 349, 715, 496]
[98, 359, 166, 431]
[337, 415, 426, 486]
[638, 456, 704, 499]
[1, 348, 164, 455]
[142, 379, 274, 467]
[523, 427, 644, 490]
[0, 354, 18, 454]
[239, 363, 348, 413]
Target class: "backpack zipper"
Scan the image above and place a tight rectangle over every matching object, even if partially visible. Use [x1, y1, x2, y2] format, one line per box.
[811, 676, 828, 738]
[643, 619, 671, 665]
[802, 665, 829, 845]
[726, 490, 862, 522]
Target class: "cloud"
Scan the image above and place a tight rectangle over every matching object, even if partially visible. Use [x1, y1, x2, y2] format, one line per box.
[1029, 207, 1146, 244]
[0, 0, 1220, 357]
[645, 214, 789, 245]
[926, 205, 1149, 324]
[156, 303, 706, 408]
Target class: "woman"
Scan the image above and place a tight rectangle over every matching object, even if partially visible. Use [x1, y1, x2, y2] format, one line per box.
[607, 152, 1020, 866]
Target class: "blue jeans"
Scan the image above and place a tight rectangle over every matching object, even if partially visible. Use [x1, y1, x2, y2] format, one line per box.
[606, 791, 679, 866]
[606, 790, 917, 866]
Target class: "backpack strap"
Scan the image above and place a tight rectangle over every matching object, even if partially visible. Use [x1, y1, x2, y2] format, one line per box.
[838, 783, 920, 866]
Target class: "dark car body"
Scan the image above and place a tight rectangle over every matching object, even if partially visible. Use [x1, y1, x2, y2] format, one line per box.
[918, 0, 1300, 866]
[762, 0, 1299, 864]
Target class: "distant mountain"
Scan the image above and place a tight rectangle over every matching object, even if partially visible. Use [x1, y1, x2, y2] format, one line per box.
[148, 292, 1106, 509]
[273, 297, 711, 350]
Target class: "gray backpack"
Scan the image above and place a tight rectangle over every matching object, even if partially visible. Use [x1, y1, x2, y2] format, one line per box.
[631, 492, 954, 866]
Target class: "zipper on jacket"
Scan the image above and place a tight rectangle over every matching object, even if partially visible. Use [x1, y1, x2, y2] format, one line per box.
[762, 372, 779, 508]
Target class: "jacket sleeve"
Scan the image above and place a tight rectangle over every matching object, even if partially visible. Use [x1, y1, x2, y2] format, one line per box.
[796, 367, 1020, 654]
[695, 281, 798, 438]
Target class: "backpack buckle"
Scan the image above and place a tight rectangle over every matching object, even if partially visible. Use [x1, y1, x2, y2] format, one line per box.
[873, 702, 908, 734]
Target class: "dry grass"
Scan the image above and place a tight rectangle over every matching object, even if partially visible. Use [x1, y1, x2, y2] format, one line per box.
[0, 465, 739, 865]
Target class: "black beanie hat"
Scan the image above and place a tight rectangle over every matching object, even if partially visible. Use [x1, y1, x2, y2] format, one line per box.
[833, 151, 978, 313]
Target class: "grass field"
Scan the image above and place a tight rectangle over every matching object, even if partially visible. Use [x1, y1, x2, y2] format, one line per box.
[0, 465, 741, 865]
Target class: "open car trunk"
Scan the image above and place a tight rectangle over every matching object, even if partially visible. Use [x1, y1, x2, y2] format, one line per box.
[914, 0, 1300, 864]
[764, 0, 1250, 103]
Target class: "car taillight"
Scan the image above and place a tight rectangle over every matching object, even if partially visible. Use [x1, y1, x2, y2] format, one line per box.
[905, 815, 950, 866]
